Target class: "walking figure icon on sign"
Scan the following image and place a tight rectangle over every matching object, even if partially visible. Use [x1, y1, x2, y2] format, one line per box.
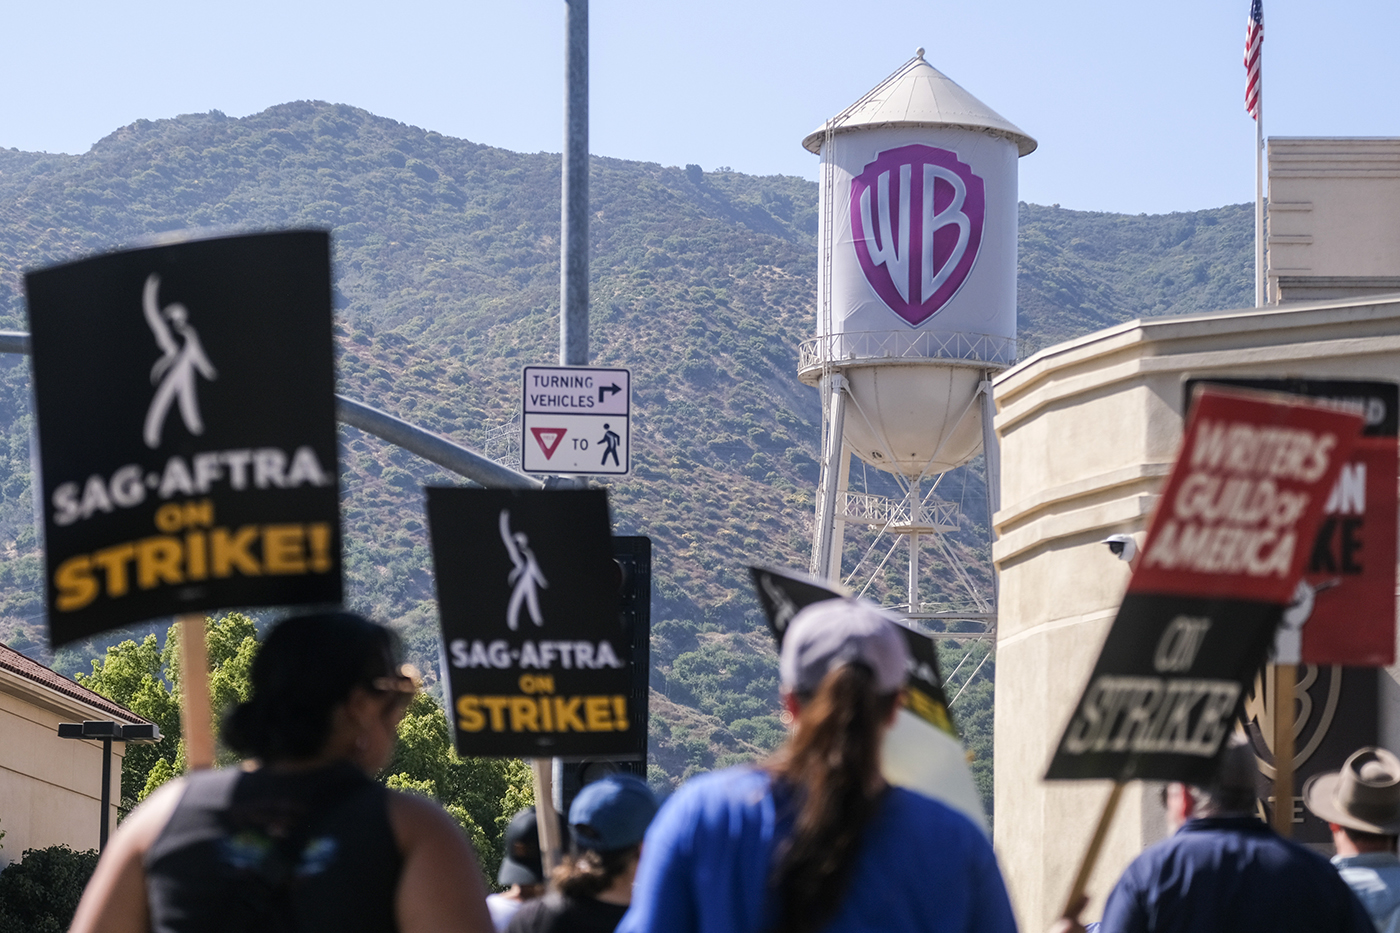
[599, 423, 621, 467]
[500, 509, 547, 631]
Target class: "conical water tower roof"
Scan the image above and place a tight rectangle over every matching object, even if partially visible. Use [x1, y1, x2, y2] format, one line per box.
[802, 51, 1037, 157]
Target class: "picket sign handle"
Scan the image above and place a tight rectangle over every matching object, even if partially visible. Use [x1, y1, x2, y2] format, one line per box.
[531, 759, 564, 881]
[177, 613, 216, 771]
[1061, 780, 1126, 919]
[1272, 662, 1297, 838]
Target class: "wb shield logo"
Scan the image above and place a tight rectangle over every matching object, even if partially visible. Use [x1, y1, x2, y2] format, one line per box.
[849, 144, 985, 327]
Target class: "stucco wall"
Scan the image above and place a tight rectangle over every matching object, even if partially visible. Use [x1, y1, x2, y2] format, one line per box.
[0, 670, 127, 868]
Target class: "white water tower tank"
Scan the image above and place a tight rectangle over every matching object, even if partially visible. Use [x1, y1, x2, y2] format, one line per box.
[799, 51, 1036, 477]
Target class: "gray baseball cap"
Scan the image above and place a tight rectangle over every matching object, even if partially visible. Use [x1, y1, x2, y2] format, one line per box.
[779, 598, 910, 696]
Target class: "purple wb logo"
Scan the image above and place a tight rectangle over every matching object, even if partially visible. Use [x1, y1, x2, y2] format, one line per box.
[849, 144, 985, 327]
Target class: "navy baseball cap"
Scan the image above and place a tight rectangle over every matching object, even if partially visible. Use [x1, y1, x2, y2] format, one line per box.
[568, 774, 658, 852]
[497, 807, 570, 886]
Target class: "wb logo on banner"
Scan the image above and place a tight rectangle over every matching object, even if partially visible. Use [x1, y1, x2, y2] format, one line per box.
[849, 144, 985, 327]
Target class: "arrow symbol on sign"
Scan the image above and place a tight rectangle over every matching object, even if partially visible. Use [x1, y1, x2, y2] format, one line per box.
[530, 427, 567, 460]
[599, 383, 622, 402]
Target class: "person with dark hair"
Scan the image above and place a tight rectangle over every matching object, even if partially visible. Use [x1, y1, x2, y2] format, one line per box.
[489, 807, 552, 932]
[1304, 746, 1400, 933]
[1056, 735, 1374, 933]
[69, 611, 494, 933]
[616, 598, 1015, 933]
[508, 773, 658, 933]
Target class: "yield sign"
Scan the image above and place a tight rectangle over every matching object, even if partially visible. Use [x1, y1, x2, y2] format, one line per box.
[530, 427, 566, 460]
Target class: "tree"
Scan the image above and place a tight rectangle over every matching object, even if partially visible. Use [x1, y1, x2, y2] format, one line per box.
[74, 632, 181, 811]
[0, 845, 99, 933]
[384, 692, 533, 880]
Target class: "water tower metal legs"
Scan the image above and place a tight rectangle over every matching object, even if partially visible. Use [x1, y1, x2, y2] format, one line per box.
[908, 478, 921, 613]
[812, 374, 849, 581]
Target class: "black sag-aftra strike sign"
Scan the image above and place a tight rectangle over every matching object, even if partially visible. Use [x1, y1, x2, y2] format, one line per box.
[25, 231, 341, 645]
[426, 488, 641, 759]
[1045, 387, 1364, 784]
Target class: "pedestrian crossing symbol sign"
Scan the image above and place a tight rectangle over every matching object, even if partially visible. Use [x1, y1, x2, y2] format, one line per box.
[521, 366, 630, 475]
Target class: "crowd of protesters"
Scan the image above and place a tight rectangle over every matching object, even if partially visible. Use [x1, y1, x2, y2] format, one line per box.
[63, 604, 1400, 933]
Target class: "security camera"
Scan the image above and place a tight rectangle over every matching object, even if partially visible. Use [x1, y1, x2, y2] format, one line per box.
[1102, 533, 1138, 563]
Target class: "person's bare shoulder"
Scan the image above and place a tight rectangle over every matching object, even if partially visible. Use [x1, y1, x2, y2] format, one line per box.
[388, 789, 495, 933]
[68, 778, 188, 933]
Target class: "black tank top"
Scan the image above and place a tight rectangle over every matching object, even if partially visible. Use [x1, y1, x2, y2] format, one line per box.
[146, 763, 402, 933]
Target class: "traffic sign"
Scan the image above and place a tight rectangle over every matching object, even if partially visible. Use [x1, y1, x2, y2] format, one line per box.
[522, 366, 630, 474]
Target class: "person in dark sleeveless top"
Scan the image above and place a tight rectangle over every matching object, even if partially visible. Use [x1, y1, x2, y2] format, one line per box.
[70, 611, 494, 933]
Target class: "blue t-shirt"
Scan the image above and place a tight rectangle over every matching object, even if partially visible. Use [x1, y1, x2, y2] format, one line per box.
[616, 767, 1017, 933]
[1098, 816, 1374, 933]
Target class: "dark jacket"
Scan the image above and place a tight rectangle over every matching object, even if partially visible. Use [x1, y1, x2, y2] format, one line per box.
[1099, 815, 1375, 933]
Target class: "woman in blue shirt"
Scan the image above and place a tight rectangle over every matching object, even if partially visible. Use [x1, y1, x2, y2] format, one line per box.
[617, 598, 1017, 933]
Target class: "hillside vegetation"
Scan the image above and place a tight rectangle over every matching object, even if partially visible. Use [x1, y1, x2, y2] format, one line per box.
[0, 103, 1252, 807]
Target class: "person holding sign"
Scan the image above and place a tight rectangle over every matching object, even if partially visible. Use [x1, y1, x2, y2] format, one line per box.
[617, 598, 1014, 933]
[1054, 736, 1373, 933]
[69, 612, 494, 933]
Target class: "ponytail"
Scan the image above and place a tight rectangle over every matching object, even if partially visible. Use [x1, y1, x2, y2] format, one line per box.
[765, 663, 897, 933]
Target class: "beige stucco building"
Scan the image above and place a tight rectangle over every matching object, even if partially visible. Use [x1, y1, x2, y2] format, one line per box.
[991, 137, 1400, 931]
[0, 642, 149, 867]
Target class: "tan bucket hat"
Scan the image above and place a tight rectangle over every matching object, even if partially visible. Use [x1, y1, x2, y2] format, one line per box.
[1303, 746, 1400, 835]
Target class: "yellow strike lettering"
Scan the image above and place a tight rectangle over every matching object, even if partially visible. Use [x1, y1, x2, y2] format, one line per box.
[154, 504, 183, 533]
[263, 525, 306, 575]
[480, 697, 509, 732]
[585, 697, 614, 732]
[136, 536, 184, 589]
[509, 697, 540, 731]
[519, 674, 556, 694]
[55, 556, 98, 611]
[183, 499, 214, 528]
[92, 544, 136, 598]
[456, 696, 485, 732]
[612, 695, 627, 729]
[540, 696, 554, 731]
[211, 526, 261, 577]
[553, 697, 585, 732]
[186, 531, 208, 581]
[154, 499, 214, 533]
[307, 523, 332, 572]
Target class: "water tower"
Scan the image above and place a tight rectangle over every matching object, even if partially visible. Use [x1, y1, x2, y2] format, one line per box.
[799, 51, 1035, 634]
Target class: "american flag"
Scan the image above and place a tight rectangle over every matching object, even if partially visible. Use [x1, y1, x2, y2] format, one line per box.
[1244, 0, 1263, 119]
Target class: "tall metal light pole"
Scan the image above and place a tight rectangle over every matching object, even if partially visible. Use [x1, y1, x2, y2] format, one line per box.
[561, 0, 589, 367]
[532, 0, 592, 878]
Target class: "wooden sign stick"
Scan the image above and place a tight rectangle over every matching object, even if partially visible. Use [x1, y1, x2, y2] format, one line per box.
[1272, 662, 1297, 837]
[1061, 780, 1126, 919]
[531, 759, 564, 880]
[177, 613, 215, 771]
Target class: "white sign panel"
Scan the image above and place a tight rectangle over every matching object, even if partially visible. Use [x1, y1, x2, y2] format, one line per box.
[521, 366, 630, 474]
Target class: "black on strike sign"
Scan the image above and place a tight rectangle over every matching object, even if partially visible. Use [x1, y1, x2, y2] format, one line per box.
[426, 488, 641, 759]
[25, 231, 341, 645]
[1046, 387, 1363, 783]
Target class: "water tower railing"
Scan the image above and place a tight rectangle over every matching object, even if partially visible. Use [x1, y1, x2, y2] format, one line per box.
[839, 491, 958, 532]
[797, 330, 1017, 380]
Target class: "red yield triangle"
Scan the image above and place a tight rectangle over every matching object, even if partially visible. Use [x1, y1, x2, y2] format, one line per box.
[530, 427, 567, 460]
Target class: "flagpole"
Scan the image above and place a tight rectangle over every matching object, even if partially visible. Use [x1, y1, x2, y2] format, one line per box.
[1254, 38, 1265, 306]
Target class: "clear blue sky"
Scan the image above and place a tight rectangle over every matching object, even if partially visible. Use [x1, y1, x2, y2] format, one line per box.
[3, 0, 1396, 215]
